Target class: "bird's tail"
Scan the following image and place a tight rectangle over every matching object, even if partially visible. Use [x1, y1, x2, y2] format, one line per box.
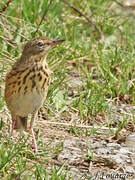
[12, 115, 27, 129]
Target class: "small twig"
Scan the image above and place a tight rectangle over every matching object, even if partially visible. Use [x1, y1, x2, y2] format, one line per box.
[0, 0, 13, 15]
[113, 0, 135, 10]
[38, 120, 123, 133]
[0, 36, 17, 47]
[0, 19, 28, 41]
[113, 0, 125, 8]
[0, 52, 14, 62]
[34, 0, 54, 35]
[61, 0, 104, 42]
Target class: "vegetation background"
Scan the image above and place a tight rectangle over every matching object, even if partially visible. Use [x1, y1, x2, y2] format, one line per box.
[0, 0, 135, 179]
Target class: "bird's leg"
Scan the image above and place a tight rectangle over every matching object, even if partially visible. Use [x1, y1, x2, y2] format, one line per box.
[11, 114, 17, 137]
[11, 119, 15, 137]
[30, 111, 38, 128]
[30, 111, 38, 153]
[31, 127, 38, 154]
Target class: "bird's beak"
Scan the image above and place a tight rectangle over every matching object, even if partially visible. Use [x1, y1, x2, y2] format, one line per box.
[51, 40, 65, 46]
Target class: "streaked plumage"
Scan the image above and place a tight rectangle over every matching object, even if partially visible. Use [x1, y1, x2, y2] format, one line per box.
[5, 37, 64, 153]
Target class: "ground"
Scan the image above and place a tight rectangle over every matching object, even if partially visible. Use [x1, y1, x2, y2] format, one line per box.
[0, 74, 135, 179]
[0, 0, 135, 179]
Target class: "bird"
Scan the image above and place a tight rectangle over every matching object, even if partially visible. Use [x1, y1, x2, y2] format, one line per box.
[5, 36, 64, 153]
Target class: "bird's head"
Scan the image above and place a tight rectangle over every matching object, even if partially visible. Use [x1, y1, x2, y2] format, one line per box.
[22, 36, 64, 57]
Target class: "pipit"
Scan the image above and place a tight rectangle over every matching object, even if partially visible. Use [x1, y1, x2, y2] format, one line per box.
[5, 36, 64, 153]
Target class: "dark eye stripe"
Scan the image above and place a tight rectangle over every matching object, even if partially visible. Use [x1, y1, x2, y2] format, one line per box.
[37, 42, 44, 46]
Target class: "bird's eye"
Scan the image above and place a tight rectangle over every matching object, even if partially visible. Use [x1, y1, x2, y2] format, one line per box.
[37, 42, 44, 47]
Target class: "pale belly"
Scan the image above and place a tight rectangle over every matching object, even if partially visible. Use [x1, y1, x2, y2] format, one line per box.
[8, 89, 47, 117]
